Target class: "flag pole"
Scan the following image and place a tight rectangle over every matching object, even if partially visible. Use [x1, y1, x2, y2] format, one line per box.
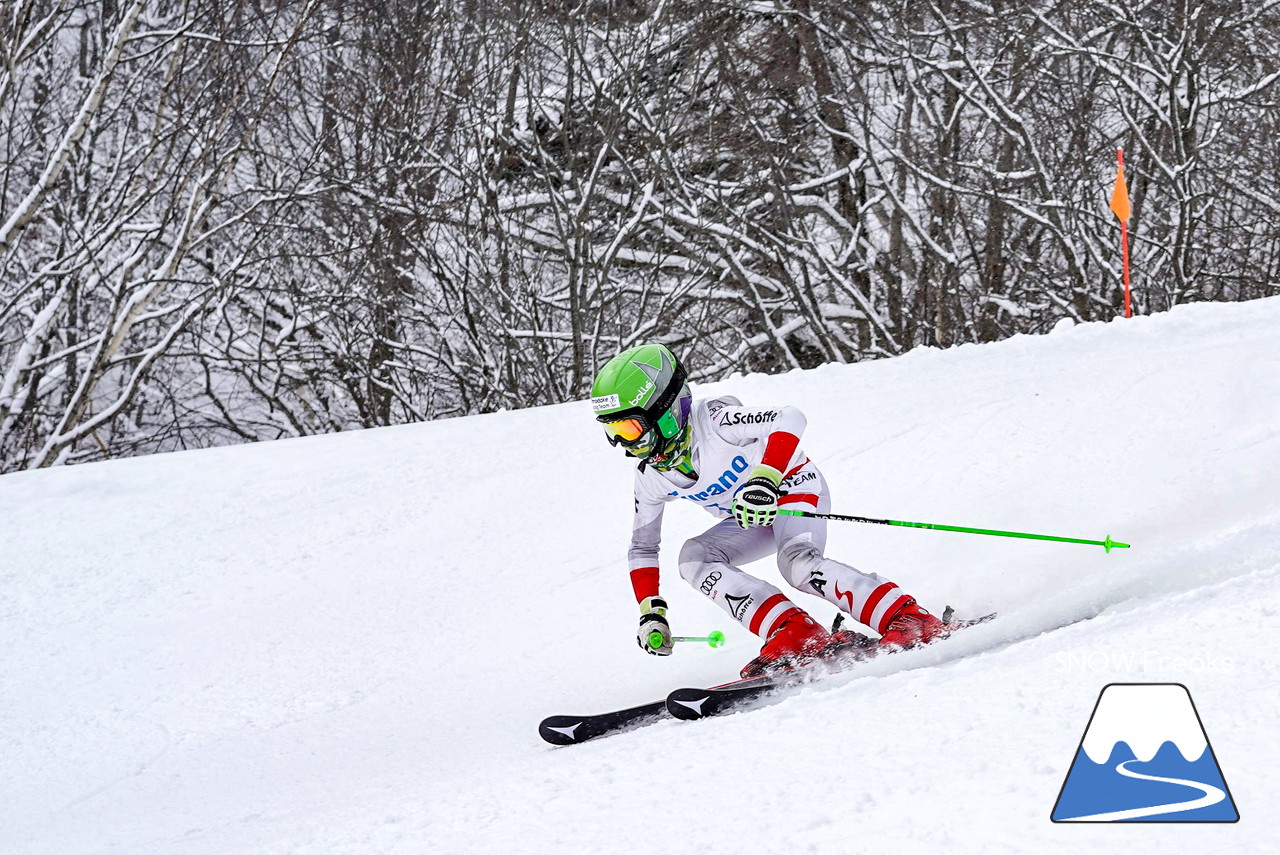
[1110, 148, 1133, 318]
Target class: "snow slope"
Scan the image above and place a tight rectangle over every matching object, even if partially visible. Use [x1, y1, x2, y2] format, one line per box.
[4, 298, 1280, 854]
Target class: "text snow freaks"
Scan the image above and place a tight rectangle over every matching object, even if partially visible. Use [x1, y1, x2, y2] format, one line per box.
[1055, 650, 1235, 675]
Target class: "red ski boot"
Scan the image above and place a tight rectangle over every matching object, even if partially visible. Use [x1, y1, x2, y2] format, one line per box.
[740, 609, 831, 678]
[877, 598, 947, 649]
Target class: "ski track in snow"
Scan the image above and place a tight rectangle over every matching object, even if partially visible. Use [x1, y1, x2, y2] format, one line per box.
[3, 297, 1280, 854]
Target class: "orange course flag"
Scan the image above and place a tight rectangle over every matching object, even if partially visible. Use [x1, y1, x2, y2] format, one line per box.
[1110, 163, 1132, 222]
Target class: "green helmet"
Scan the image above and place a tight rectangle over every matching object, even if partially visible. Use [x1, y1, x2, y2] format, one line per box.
[591, 343, 693, 465]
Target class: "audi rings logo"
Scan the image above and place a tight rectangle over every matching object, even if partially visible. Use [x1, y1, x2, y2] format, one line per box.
[700, 570, 723, 595]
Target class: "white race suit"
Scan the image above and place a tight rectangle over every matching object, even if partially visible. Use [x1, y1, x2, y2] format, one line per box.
[628, 397, 911, 640]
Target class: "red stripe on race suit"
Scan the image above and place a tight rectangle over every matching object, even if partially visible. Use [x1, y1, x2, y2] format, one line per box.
[766, 606, 803, 639]
[748, 593, 789, 635]
[858, 581, 897, 627]
[761, 431, 801, 473]
[877, 594, 913, 635]
[630, 566, 660, 603]
[778, 493, 819, 506]
[783, 458, 811, 479]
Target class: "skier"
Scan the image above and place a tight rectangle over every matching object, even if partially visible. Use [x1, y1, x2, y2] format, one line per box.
[591, 343, 948, 678]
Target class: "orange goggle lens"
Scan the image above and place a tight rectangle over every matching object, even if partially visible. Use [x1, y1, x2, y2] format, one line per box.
[603, 417, 646, 443]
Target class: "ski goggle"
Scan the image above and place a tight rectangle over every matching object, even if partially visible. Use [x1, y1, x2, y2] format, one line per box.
[602, 417, 647, 445]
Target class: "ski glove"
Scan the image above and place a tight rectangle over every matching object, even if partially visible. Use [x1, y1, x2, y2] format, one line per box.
[637, 596, 673, 655]
[732, 465, 784, 528]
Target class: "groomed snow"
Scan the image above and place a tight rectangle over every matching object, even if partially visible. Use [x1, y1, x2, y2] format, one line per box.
[4, 297, 1280, 853]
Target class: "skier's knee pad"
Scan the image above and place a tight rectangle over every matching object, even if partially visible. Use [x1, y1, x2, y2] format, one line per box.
[679, 537, 718, 569]
[677, 538, 724, 586]
[777, 535, 824, 587]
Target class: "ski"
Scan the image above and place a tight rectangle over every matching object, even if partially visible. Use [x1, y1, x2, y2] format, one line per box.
[538, 671, 767, 745]
[540, 608, 996, 743]
[538, 671, 766, 746]
[539, 698, 670, 746]
[666, 608, 997, 722]
[666, 673, 795, 720]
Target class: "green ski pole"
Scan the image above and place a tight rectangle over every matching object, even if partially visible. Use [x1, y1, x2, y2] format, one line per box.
[777, 508, 1130, 553]
[650, 630, 726, 649]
